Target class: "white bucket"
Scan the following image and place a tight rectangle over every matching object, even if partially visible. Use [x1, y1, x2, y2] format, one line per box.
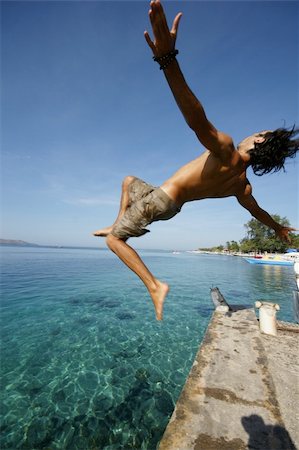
[294, 260, 299, 290]
[255, 301, 280, 336]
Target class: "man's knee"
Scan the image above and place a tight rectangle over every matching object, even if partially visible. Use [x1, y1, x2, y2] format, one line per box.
[122, 175, 135, 189]
[106, 233, 126, 250]
[106, 233, 117, 249]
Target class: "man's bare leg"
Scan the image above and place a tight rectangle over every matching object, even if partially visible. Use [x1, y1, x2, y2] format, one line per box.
[106, 234, 169, 320]
[93, 176, 135, 237]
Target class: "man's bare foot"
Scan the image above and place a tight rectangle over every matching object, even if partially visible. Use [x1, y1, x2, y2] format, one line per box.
[93, 226, 113, 237]
[151, 281, 169, 321]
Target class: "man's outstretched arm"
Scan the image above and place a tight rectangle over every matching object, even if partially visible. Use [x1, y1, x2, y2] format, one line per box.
[237, 191, 296, 243]
[144, 0, 234, 161]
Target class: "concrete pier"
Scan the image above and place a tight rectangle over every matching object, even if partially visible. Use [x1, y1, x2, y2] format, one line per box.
[158, 308, 299, 450]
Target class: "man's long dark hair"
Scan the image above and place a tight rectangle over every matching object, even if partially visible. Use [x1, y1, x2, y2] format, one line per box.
[249, 126, 299, 176]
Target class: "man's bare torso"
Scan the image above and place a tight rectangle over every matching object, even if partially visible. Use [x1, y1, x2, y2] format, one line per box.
[161, 148, 249, 206]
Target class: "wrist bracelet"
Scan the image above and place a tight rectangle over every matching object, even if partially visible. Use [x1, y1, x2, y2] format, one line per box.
[153, 49, 179, 70]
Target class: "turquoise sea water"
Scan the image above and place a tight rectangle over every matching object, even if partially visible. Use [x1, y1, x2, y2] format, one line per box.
[0, 246, 297, 450]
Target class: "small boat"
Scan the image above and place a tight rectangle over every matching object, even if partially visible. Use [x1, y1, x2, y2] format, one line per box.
[245, 256, 294, 266]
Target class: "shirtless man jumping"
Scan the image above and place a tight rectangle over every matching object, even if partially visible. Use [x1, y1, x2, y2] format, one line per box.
[93, 0, 298, 320]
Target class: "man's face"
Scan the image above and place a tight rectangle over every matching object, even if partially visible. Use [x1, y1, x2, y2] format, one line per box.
[239, 130, 270, 151]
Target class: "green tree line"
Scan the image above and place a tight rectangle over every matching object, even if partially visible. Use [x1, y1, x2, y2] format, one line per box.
[200, 214, 299, 253]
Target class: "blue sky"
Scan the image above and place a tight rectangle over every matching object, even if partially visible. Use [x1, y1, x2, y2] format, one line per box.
[2, 1, 298, 250]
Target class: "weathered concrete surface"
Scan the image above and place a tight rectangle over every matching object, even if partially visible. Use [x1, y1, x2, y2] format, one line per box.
[158, 308, 299, 450]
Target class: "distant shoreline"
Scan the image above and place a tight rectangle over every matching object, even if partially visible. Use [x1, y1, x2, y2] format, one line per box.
[0, 239, 38, 247]
[0, 239, 102, 251]
[0, 240, 168, 253]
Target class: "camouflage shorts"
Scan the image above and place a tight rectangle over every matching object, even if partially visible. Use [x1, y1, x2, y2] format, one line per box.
[111, 177, 181, 240]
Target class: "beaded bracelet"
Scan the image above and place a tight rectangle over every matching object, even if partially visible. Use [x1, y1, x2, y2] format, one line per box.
[153, 49, 179, 70]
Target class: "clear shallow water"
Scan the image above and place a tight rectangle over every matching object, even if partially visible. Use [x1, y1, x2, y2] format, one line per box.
[0, 246, 297, 450]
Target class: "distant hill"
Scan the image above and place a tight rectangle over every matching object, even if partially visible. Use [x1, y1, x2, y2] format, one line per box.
[0, 239, 39, 247]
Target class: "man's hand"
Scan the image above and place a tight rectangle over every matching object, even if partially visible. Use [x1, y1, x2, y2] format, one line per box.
[275, 226, 298, 243]
[144, 0, 182, 57]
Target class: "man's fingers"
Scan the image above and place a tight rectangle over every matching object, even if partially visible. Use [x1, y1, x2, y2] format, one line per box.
[171, 12, 183, 36]
[151, 0, 169, 31]
[152, 0, 164, 16]
[144, 31, 156, 52]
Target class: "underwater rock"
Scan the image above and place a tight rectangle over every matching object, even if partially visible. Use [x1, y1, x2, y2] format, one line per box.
[135, 368, 150, 382]
[85, 295, 110, 305]
[120, 431, 143, 450]
[54, 421, 75, 449]
[109, 425, 130, 448]
[116, 348, 138, 360]
[0, 426, 24, 450]
[26, 376, 44, 392]
[29, 386, 43, 398]
[52, 388, 66, 403]
[75, 398, 91, 416]
[88, 418, 110, 448]
[67, 435, 88, 450]
[26, 416, 52, 448]
[93, 394, 113, 416]
[150, 425, 164, 449]
[85, 415, 98, 432]
[100, 300, 120, 309]
[114, 402, 133, 422]
[128, 382, 151, 404]
[50, 327, 62, 336]
[69, 297, 80, 305]
[116, 312, 135, 321]
[73, 414, 86, 424]
[0, 403, 9, 421]
[137, 343, 146, 354]
[155, 390, 174, 415]
[51, 415, 67, 431]
[77, 316, 94, 325]
[0, 413, 16, 435]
